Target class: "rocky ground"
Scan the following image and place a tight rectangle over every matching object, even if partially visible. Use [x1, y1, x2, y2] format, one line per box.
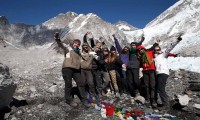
[0, 47, 200, 120]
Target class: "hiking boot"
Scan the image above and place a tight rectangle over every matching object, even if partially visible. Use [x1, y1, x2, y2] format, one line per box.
[101, 91, 107, 97]
[81, 100, 91, 108]
[151, 100, 157, 108]
[135, 91, 140, 97]
[115, 92, 120, 98]
[145, 99, 151, 108]
[162, 105, 170, 111]
[66, 101, 78, 107]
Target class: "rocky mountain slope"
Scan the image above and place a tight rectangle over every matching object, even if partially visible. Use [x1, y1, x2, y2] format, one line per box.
[127, 0, 200, 57]
[0, 12, 134, 49]
[1, 0, 200, 119]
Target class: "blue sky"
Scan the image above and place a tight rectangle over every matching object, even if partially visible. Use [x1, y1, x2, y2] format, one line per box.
[0, 0, 177, 28]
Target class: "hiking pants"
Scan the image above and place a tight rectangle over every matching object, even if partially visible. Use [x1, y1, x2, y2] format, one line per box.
[126, 68, 140, 96]
[109, 70, 119, 93]
[156, 73, 169, 105]
[92, 69, 102, 95]
[143, 70, 156, 101]
[81, 69, 96, 97]
[62, 68, 86, 104]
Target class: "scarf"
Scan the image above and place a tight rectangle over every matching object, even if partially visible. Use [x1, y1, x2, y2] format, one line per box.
[129, 48, 136, 60]
[141, 51, 153, 66]
[73, 47, 80, 55]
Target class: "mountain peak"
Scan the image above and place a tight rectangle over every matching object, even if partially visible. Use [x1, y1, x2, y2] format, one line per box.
[66, 11, 78, 16]
[0, 16, 9, 25]
[86, 13, 97, 17]
[115, 20, 138, 31]
[42, 11, 78, 29]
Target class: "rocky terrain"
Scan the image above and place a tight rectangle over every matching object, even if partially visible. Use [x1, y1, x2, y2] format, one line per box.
[0, 46, 200, 120]
[1, 0, 200, 119]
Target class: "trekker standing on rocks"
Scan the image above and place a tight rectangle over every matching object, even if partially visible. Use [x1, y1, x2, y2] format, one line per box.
[127, 36, 145, 97]
[113, 34, 129, 94]
[137, 43, 158, 108]
[106, 45, 124, 97]
[113, 34, 144, 96]
[54, 32, 89, 108]
[80, 43, 100, 104]
[153, 34, 183, 111]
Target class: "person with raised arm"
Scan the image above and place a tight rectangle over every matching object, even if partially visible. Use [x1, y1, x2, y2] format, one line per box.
[54, 32, 89, 108]
[153, 34, 183, 111]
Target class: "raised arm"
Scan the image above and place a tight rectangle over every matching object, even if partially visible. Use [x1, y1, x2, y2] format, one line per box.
[113, 35, 122, 53]
[83, 32, 88, 43]
[54, 32, 67, 50]
[147, 42, 159, 51]
[137, 35, 145, 46]
[164, 35, 183, 58]
[89, 38, 95, 48]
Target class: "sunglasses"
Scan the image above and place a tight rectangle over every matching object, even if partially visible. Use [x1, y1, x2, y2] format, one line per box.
[138, 48, 144, 51]
[154, 49, 161, 51]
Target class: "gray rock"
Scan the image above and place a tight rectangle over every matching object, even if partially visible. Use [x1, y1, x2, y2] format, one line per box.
[0, 63, 17, 109]
[135, 96, 145, 104]
[177, 94, 192, 106]
[193, 104, 200, 110]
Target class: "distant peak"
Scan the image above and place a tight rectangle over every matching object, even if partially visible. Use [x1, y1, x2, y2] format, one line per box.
[0, 16, 9, 25]
[66, 11, 78, 16]
[115, 20, 138, 31]
[86, 13, 98, 17]
[57, 11, 78, 16]
[115, 21, 130, 25]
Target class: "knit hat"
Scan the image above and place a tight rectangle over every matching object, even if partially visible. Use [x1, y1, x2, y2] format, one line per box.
[102, 46, 109, 51]
[82, 43, 89, 47]
[123, 46, 130, 50]
[110, 46, 116, 51]
[73, 39, 81, 44]
[96, 42, 102, 46]
[136, 45, 146, 50]
[130, 42, 137, 46]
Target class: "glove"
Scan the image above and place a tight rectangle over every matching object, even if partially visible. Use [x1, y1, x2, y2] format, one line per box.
[174, 54, 178, 57]
[177, 34, 183, 42]
[141, 36, 145, 42]
[54, 32, 60, 39]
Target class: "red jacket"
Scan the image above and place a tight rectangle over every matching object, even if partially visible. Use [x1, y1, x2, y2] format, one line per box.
[141, 51, 156, 71]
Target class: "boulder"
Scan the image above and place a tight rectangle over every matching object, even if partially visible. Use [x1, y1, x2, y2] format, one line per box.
[0, 63, 17, 109]
[188, 82, 200, 91]
[177, 94, 192, 106]
[193, 104, 200, 110]
[135, 96, 145, 104]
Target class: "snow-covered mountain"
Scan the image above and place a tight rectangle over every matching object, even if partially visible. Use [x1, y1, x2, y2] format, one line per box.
[114, 21, 139, 42]
[0, 16, 61, 48]
[1, 0, 200, 61]
[115, 21, 138, 31]
[0, 12, 134, 49]
[129, 0, 200, 57]
[42, 12, 78, 30]
[57, 13, 128, 48]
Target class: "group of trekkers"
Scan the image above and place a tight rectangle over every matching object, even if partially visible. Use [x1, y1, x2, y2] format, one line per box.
[54, 32, 183, 111]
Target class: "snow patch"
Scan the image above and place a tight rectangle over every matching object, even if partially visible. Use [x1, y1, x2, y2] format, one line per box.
[28, 42, 53, 50]
[168, 57, 200, 73]
[68, 14, 84, 28]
